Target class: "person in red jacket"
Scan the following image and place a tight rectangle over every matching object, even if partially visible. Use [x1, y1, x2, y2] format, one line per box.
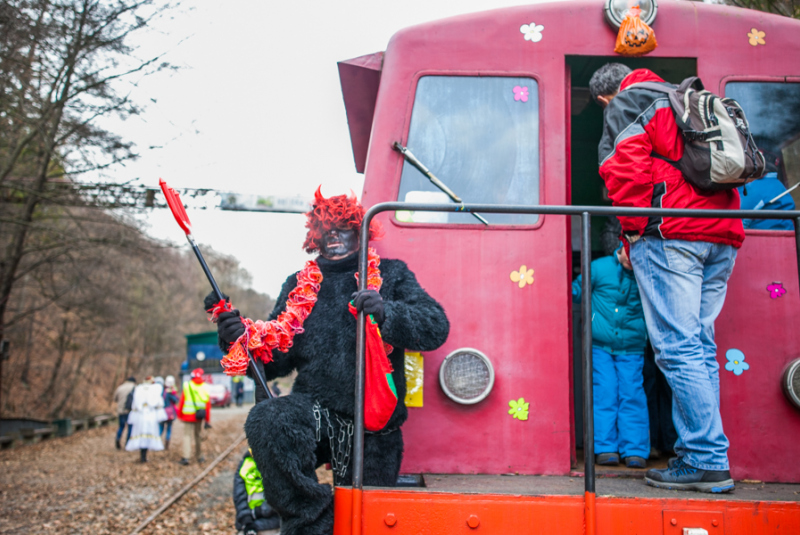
[590, 64, 741, 493]
[177, 368, 212, 465]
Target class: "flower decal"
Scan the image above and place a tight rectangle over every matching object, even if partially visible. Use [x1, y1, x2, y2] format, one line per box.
[513, 86, 529, 102]
[510, 265, 534, 288]
[520, 22, 544, 43]
[767, 281, 786, 299]
[725, 348, 750, 376]
[509, 398, 529, 420]
[747, 28, 766, 46]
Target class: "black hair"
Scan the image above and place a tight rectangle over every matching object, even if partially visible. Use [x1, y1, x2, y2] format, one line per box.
[600, 216, 623, 256]
[589, 63, 633, 102]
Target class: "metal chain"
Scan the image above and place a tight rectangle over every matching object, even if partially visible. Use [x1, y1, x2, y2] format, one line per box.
[312, 401, 354, 483]
[333, 413, 354, 482]
[313, 402, 322, 442]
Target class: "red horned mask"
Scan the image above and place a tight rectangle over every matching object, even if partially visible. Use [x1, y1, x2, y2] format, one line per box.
[302, 186, 383, 254]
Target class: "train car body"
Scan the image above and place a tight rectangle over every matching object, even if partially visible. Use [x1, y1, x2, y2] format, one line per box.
[334, 1, 800, 533]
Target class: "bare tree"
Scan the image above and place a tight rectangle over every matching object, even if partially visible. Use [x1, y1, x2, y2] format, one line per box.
[725, 0, 800, 18]
[0, 0, 178, 413]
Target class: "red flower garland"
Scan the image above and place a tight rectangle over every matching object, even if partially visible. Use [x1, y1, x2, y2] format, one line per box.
[217, 248, 382, 376]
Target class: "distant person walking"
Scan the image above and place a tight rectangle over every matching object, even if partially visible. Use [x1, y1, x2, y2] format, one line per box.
[112, 376, 136, 450]
[232, 376, 245, 407]
[177, 368, 211, 465]
[126, 376, 165, 462]
[161, 375, 179, 450]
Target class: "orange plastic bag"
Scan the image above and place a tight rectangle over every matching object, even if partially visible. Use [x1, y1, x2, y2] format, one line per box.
[614, 6, 657, 57]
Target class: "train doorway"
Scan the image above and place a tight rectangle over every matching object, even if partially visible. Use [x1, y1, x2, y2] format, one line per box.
[565, 55, 696, 465]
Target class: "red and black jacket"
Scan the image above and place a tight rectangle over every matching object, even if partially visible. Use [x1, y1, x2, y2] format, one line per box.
[598, 69, 745, 248]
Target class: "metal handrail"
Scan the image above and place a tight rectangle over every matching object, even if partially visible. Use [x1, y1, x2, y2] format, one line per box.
[353, 202, 800, 534]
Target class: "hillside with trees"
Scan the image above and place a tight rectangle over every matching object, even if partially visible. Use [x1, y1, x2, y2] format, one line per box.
[0, 208, 275, 419]
[0, 1, 275, 420]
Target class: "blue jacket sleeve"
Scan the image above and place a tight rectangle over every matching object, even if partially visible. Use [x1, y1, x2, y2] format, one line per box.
[572, 276, 582, 303]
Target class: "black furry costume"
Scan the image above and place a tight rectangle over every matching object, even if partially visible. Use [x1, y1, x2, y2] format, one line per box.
[242, 252, 449, 535]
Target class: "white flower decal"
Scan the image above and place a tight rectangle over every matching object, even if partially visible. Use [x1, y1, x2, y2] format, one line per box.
[520, 22, 544, 43]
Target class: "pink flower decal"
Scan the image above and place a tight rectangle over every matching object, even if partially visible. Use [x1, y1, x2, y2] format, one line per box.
[513, 86, 529, 102]
[767, 282, 786, 299]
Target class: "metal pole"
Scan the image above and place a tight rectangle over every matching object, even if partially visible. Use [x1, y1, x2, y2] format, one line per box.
[347, 201, 800, 535]
[187, 235, 273, 400]
[352, 222, 369, 489]
[350, 211, 371, 535]
[580, 212, 596, 535]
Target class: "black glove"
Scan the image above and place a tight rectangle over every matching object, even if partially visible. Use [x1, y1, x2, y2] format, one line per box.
[204, 422, 212, 430]
[203, 290, 229, 312]
[218, 310, 245, 346]
[351, 289, 385, 325]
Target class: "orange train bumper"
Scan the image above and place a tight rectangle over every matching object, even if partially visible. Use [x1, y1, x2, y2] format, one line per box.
[333, 486, 800, 535]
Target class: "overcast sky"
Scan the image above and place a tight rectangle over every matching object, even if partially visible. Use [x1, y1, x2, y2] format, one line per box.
[112, 0, 549, 297]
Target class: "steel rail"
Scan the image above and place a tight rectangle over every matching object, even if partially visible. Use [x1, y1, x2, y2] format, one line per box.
[352, 201, 800, 535]
[128, 432, 247, 535]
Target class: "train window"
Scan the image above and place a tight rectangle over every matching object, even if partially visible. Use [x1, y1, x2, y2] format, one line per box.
[725, 82, 800, 211]
[396, 76, 540, 226]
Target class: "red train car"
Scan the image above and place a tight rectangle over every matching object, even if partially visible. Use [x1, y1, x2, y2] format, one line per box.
[335, 1, 800, 533]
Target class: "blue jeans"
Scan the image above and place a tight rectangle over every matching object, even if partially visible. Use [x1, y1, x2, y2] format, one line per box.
[160, 419, 174, 441]
[630, 237, 736, 471]
[592, 347, 650, 458]
[116, 414, 132, 443]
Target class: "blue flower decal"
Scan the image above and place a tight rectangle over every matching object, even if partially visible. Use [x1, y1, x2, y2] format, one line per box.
[725, 348, 750, 376]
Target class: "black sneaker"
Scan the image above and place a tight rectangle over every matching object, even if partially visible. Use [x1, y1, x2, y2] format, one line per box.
[596, 453, 620, 466]
[178, 458, 190, 466]
[645, 458, 734, 493]
[624, 456, 647, 469]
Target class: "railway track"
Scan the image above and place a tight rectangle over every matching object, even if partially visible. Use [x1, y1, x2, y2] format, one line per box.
[128, 432, 247, 535]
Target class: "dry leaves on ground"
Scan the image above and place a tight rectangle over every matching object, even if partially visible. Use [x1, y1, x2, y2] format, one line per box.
[0, 405, 271, 534]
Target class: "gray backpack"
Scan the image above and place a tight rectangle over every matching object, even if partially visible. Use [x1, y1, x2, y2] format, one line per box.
[630, 77, 766, 191]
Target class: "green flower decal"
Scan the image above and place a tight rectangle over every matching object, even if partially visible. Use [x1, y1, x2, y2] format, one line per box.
[508, 398, 529, 421]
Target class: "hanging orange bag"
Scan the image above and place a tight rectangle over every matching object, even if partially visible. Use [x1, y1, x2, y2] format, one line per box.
[614, 6, 657, 57]
[349, 303, 398, 432]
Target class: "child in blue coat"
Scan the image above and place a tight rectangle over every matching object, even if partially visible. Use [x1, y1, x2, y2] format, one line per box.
[573, 245, 650, 468]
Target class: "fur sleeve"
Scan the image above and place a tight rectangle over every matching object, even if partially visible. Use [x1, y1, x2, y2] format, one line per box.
[379, 260, 450, 352]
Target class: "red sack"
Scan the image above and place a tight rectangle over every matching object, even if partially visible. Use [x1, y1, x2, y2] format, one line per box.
[614, 6, 657, 57]
[349, 303, 397, 432]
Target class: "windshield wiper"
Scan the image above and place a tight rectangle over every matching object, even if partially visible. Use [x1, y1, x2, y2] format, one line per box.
[392, 142, 489, 226]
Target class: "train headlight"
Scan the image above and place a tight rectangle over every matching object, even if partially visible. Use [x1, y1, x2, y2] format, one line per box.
[439, 348, 495, 405]
[604, 0, 658, 29]
[782, 358, 800, 411]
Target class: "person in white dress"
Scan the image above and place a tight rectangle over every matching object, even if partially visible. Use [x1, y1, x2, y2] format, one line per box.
[126, 376, 165, 462]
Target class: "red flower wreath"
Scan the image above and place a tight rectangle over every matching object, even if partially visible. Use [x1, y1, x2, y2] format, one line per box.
[214, 248, 383, 376]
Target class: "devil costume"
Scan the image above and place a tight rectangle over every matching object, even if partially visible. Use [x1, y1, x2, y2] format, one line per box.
[208, 188, 449, 534]
[242, 251, 448, 535]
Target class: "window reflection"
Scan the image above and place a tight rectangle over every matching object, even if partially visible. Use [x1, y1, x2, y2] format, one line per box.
[397, 76, 540, 225]
[726, 82, 800, 217]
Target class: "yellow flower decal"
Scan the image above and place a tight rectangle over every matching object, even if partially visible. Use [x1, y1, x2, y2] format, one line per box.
[747, 28, 765, 46]
[509, 398, 529, 421]
[510, 265, 534, 288]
